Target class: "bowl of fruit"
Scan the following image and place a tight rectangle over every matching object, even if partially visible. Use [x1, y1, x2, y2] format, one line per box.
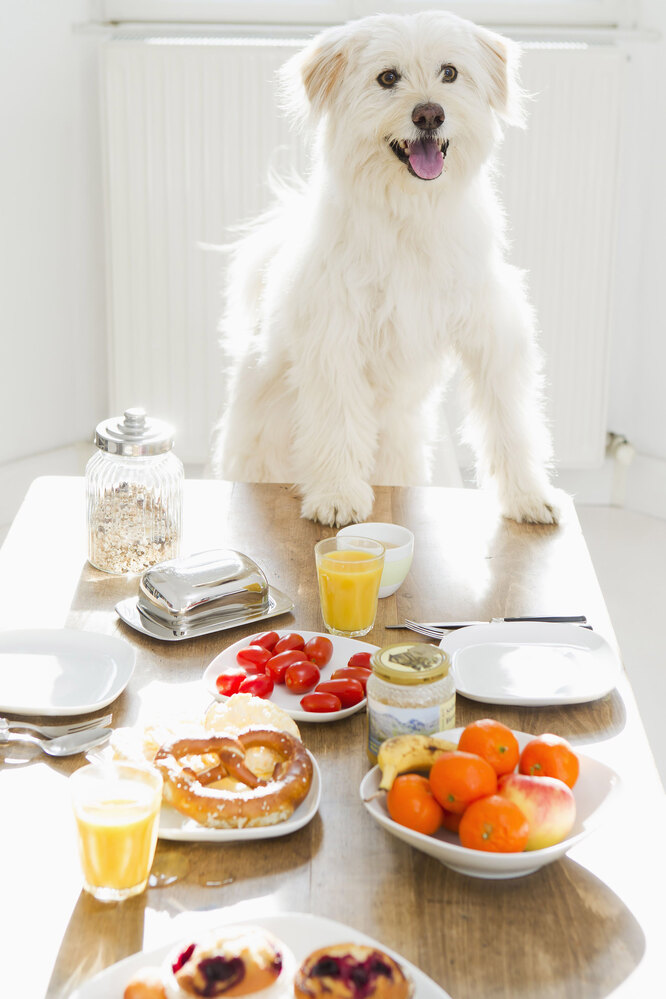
[360, 720, 620, 879]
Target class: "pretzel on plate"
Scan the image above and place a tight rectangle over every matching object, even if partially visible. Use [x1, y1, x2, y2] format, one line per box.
[154, 727, 313, 829]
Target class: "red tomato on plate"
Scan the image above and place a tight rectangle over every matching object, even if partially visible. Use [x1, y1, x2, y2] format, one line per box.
[216, 671, 246, 696]
[285, 660, 320, 694]
[273, 632, 305, 654]
[253, 631, 280, 651]
[347, 651, 373, 669]
[303, 635, 333, 667]
[300, 692, 342, 713]
[315, 678, 364, 708]
[265, 649, 309, 684]
[238, 674, 274, 699]
[236, 645, 272, 673]
[331, 666, 371, 692]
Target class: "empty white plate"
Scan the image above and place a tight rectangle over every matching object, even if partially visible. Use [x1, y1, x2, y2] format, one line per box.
[0, 629, 136, 716]
[440, 622, 622, 706]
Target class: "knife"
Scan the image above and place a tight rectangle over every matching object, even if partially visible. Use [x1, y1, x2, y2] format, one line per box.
[385, 615, 588, 630]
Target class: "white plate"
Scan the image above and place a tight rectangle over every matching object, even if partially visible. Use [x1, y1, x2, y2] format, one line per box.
[70, 912, 451, 999]
[439, 622, 622, 706]
[0, 629, 135, 716]
[158, 752, 321, 841]
[203, 630, 378, 722]
[361, 728, 620, 880]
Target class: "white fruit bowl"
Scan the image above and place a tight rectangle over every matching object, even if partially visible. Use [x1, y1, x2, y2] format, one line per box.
[359, 728, 620, 879]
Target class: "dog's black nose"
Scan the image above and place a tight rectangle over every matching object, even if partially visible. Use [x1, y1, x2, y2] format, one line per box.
[412, 103, 445, 131]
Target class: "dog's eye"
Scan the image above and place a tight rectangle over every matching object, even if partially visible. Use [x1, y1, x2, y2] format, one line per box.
[377, 69, 400, 89]
[441, 64, 458, 83]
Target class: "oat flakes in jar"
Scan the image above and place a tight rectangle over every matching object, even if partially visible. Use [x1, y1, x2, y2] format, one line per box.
[366, 642, 455, 763]
[86, 408, 183, 574]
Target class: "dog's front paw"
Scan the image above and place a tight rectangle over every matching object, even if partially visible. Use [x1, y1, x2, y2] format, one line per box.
[300, 481, 374, 527]
[501, 488, 561, 526]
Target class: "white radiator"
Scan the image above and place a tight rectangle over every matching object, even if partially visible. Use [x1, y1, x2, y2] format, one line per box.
[101, 33, 624, 470]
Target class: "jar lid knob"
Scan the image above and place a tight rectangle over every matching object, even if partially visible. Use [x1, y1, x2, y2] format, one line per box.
[122, 408, 148, 436]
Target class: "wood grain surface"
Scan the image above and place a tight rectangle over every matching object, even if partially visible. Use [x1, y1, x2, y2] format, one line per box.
[0, 477, 663, 999]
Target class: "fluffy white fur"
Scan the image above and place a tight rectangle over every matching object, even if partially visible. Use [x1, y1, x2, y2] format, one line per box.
[211, 9, 560, 528]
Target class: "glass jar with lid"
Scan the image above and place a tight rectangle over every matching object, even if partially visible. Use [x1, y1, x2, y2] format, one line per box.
[366, 642, 456, 763]
[86, 407, 184, 574]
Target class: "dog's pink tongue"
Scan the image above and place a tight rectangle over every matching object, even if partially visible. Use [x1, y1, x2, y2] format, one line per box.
[408, 138, 444, 180]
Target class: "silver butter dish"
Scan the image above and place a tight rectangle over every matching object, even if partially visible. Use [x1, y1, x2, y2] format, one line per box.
[115, 549, 294, 641]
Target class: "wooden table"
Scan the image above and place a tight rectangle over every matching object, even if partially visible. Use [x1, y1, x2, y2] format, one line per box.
[1, 477, 664, 999]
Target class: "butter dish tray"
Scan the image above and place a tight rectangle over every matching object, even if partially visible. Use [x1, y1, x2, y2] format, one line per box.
[115, 549, 294, 642]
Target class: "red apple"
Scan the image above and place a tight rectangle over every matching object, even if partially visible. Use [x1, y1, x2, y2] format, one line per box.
[497, 773, 576, 851]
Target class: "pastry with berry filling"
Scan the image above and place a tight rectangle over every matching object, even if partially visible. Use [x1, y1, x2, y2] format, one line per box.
[293, 944, 413, 999]
[163, 926, 295, 999]
[124, 927, 294, 999]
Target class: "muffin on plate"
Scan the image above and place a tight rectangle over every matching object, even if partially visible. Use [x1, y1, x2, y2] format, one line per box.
[124, 926, 294, 999]
[164, 925, 295, 999]
[293, 944, 413, 999]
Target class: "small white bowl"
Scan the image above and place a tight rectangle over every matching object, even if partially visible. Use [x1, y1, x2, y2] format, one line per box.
[360, 728, 620, 880]
[337, 522, 414, 598]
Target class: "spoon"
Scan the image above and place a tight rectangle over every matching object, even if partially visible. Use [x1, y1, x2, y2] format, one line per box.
[0, 727, 113, 757]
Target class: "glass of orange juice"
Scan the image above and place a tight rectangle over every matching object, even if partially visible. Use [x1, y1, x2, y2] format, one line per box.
[315, 536, 385, 637]
[70, 760, 162, 902]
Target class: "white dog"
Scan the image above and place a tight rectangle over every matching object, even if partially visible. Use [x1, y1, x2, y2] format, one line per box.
[212, 10, 559, 527]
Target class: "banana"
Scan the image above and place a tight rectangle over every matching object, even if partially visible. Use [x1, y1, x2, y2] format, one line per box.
[377, 733, 457, 791]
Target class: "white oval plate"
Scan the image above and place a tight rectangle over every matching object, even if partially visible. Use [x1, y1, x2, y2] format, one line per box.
[203, 631, 378, 722]
[157, 752, 321, 842]
[70, 912, 451, 999]
[0, 629, 135, 716]
[440, 622, 622, 706]
[361, 728, 620, 880]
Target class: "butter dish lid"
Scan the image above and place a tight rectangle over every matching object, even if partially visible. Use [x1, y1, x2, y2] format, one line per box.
[116, 549, 294, 641]
[138, 549, 269, 626]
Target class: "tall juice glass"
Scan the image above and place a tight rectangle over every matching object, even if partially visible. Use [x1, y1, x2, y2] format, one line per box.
[70, 760, 162, 902]
[315, 537, 385, 637]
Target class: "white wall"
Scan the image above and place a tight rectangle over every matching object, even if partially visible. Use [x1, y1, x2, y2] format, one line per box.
[0, 1, 106, 472]
[608, 0, 666, 462]
[0, 1, 664, 527]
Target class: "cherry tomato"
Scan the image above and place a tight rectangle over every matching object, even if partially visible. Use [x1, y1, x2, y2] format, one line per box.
[285, 660, 321, 694]
[273, 632, 305, 654]
[300, 692, 342, 713]
[331, 666, 371, 692]
[348, 651, 373, 669]
[265, 650, 309, 684]
[303, 635, 333, 667]
[236, 644, 272, 674]
[238, 674, 274, 698]
[315, 678, 364, 708]
[253, 631, 280, 652]
[216, 670, 246, 696]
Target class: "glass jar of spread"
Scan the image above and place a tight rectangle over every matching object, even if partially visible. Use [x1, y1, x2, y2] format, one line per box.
[86, 407, 183, 575]
[366, 642, 456, 763]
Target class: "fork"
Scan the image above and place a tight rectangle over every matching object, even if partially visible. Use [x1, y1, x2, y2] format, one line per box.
[0, 712, 113, 740]
[396, 618, 591, 640]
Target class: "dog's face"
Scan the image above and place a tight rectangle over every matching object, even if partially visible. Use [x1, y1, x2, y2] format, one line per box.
[282, 11, 523, 193]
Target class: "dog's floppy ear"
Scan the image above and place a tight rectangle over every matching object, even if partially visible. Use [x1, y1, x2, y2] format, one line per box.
[279, 25, 350, 124]
[474, 26, 526, 127]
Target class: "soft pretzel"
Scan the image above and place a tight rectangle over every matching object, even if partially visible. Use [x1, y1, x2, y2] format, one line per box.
[154, 727, 313, 828]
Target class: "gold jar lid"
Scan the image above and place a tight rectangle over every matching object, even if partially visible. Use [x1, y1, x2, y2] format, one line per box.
[371, 642, 450, 685]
